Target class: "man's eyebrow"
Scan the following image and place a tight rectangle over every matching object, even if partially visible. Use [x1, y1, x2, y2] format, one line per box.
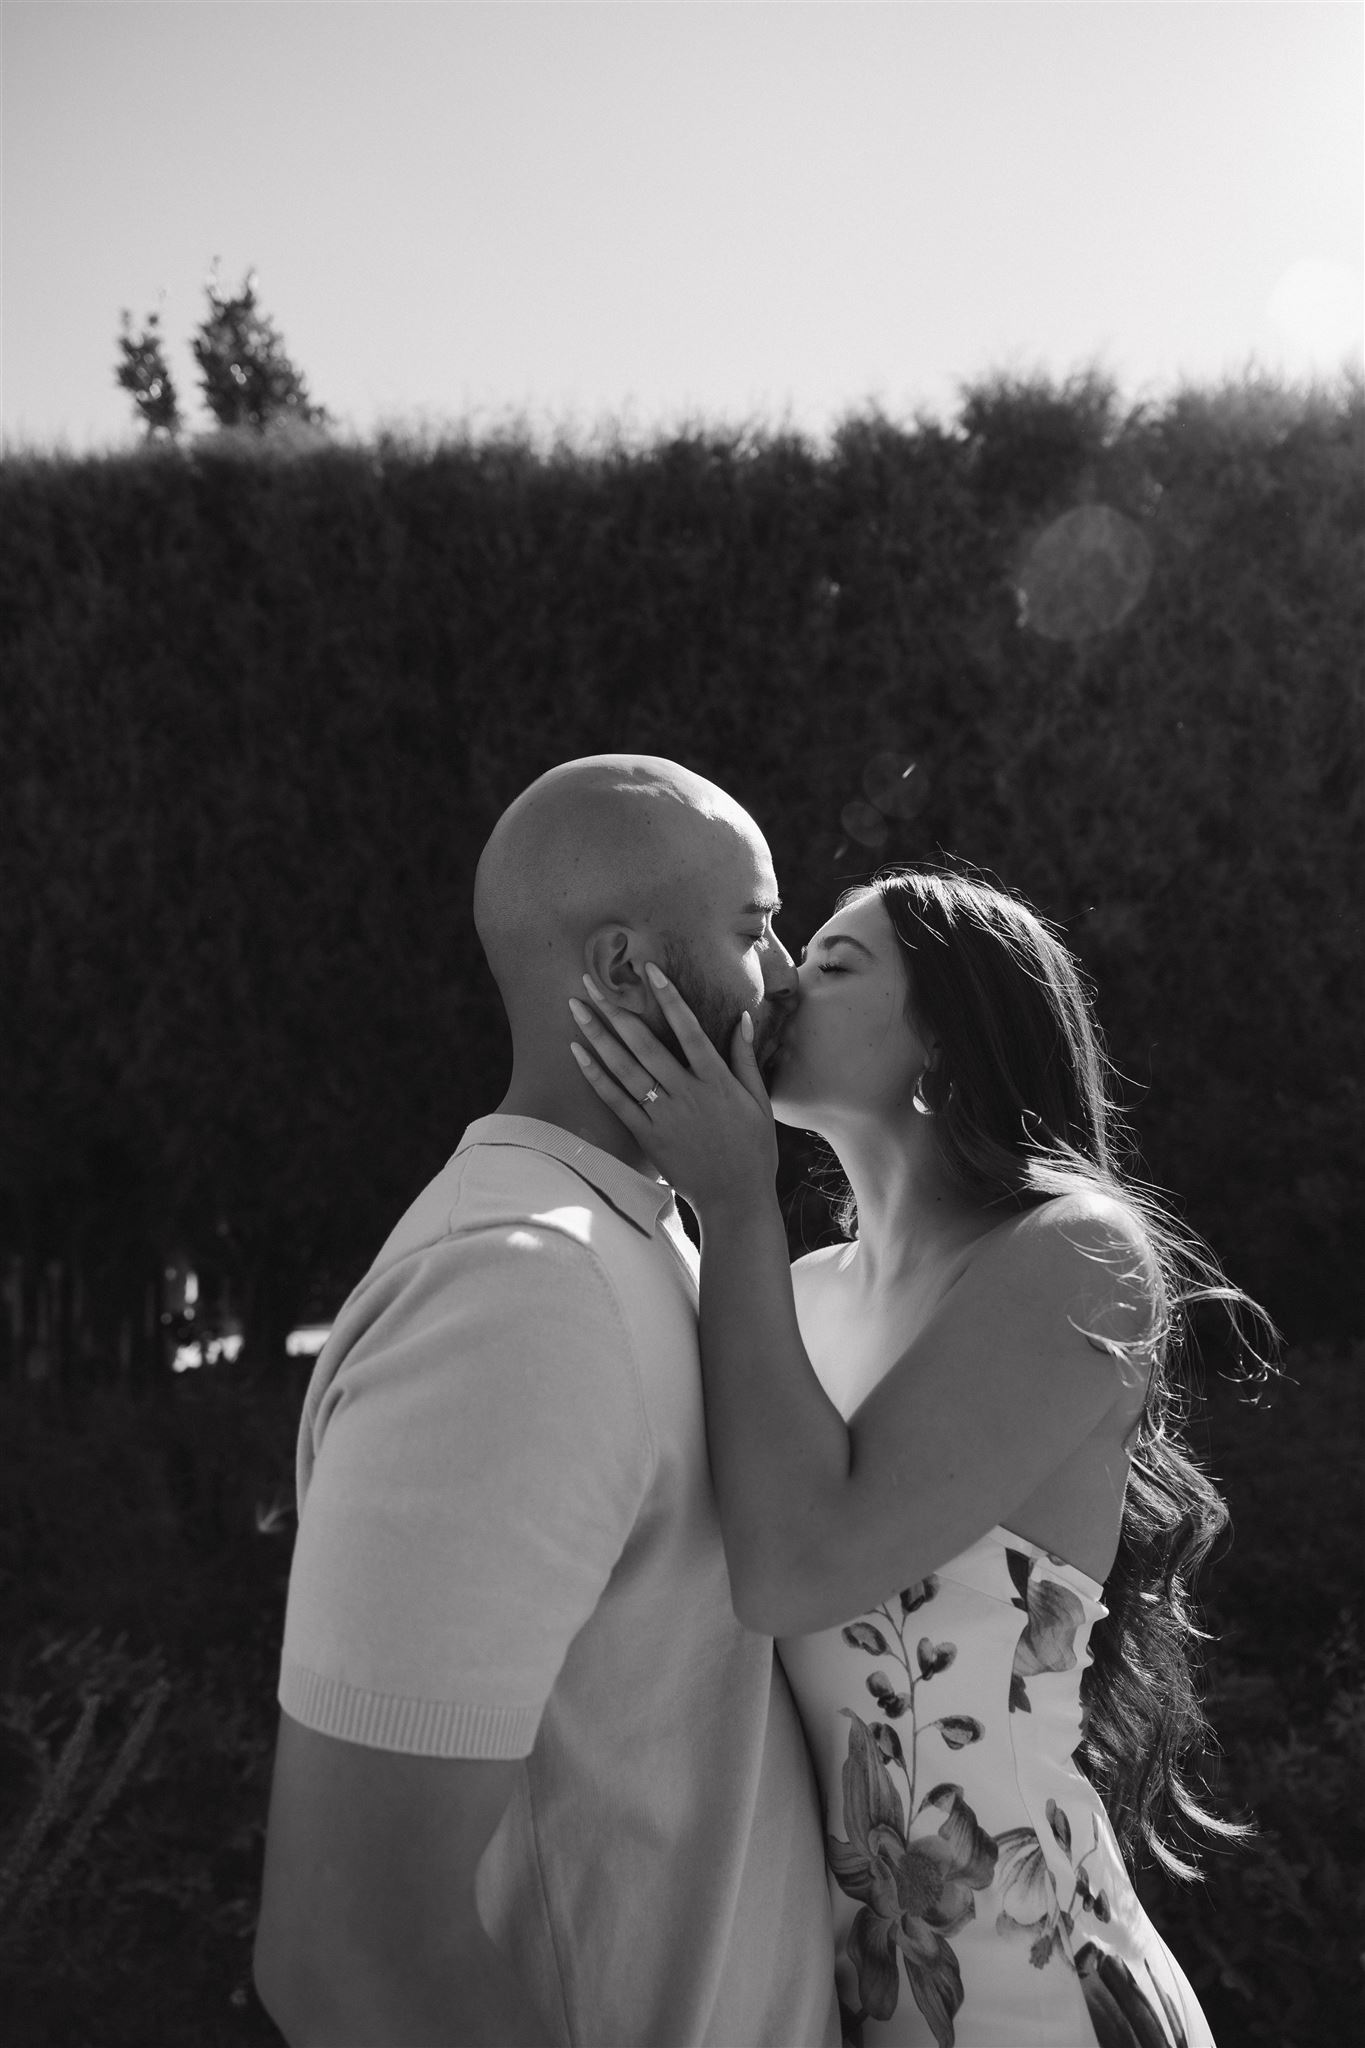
[743, 897, 782, 916]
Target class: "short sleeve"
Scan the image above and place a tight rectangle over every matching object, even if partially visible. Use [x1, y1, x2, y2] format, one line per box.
[278, 1222, 655, 1758]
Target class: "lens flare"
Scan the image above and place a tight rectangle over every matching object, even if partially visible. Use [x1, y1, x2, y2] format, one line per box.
[840, 799, 889, 849]
[1016, 504, 1152, 642]
[862, 751, 925, 819]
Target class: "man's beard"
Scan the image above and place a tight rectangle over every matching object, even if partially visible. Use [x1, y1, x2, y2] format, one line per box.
[658, 942, 783, 1076]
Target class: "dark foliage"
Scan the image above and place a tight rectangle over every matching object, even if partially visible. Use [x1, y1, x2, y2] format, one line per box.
[1, 375, 1360, 1385]
[1137, 1348, 1365, 2047]
[114, 269, 326, 442]
[191, 268, 328, 433]
[0, 1372, 301, 2042]
[0, 1354, 1358, 2046]
[114, 310, 181, 440]
[0, 377, 1360, 2038]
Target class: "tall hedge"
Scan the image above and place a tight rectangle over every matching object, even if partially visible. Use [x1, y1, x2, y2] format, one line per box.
[2, 374, 1361, 1379]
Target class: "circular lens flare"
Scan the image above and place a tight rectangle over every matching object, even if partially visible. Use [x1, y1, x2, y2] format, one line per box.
[840, 799, 890, 849]
[1016, 504, 1152, 642]
[862, 751, 925, 819]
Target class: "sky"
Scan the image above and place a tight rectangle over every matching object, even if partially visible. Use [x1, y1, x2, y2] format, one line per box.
[3, 0, 1362, 451]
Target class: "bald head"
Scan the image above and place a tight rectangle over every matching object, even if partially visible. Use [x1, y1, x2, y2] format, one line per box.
[474, 755, 760, 1010]
[474, 755, 793, 1146]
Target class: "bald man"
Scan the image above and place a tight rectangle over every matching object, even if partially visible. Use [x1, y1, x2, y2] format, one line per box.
[254, 758, 840, 2048]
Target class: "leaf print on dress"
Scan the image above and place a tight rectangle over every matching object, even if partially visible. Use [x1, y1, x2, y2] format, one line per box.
[827, 1714, 998, 2048]
[866, 1671, 913, 1718]
[1064, 1802, 1113, 1925]
[1006, 1549, 1088, 1714]
[837, 1587, 985, 1865]
[916, 1638, 956, 1678]
[900, 1575, 939, 1614]
[844, 1620, 892, 1656]
[935, 1715, 985, 1750]
[1075, 1942, 1189, 2048]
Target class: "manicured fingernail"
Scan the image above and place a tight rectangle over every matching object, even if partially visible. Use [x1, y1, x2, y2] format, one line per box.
[645, 963, 668, 988]
[569, 1041, 591, 1069]
[740, 1011, 754, 1042]
[568, 997, 591, 1024]
[583, 973, 607, 1001]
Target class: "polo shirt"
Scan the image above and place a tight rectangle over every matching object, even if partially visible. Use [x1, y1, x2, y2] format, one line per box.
[279, 1114, 839, 2048]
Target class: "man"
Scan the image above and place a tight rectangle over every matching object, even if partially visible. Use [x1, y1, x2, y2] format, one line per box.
[253, 756, 840, 2047]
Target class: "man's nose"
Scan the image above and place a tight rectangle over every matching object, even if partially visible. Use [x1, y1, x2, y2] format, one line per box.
[762, 934, 799, 1003]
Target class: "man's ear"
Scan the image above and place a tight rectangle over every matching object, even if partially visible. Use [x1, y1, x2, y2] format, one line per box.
[584, 925, 650, 1011]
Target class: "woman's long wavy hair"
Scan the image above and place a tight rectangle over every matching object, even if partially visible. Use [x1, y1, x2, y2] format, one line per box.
[833, 867, 1277, 1880]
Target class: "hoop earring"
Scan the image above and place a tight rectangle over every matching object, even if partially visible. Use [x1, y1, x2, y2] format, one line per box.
[912, 1072, 936, 1116]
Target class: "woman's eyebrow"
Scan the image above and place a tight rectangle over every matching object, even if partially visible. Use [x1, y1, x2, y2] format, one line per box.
[813, 933, 876, 959]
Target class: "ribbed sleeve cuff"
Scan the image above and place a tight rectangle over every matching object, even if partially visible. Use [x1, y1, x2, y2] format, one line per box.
[278, 1660, 541, 1759]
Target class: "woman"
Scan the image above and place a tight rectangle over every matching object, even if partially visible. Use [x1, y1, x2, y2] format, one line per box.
[568, 869, 1272, 2048]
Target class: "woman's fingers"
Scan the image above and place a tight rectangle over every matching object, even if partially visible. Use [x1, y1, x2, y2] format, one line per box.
[568, 1040, 653, 1131]
[728, 1011, 773, 1113]
[581, 968, 734, 1088]
[567, 997, 665, 1105]
[575, 962, 750, 1107]
[579, 974, 697, 1085]
[640, 964, 734, 1077]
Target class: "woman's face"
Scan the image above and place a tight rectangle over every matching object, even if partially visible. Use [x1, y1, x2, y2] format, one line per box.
[767, 890, 930, 1129]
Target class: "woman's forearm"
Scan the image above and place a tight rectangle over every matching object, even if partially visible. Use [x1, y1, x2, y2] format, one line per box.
[564, 968, 855, 1620]
[695, 1190, 850, 1629]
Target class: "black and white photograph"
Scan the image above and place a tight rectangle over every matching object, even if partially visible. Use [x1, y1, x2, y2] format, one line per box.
[1, 4, 1361, 2044]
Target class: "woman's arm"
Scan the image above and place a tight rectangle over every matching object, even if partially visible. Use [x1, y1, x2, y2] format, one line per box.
[698, 1192, 1140, 1634]
[695, 1178, 857, 1626]
[570, 971, 1143, 1635]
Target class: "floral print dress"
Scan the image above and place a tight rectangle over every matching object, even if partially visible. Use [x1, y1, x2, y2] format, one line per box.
[780, 1528, 1215, 2048]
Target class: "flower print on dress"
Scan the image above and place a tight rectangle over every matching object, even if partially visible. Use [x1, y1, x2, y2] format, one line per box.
[993, 1798, 1115, 1978]
[796, 1530, 1211, 2048]
[827, 1713, 998, 2048]
[992, 1813, 1073, 1969]
[1046, 1798, 1114, 1928]
[1006, 1548, 1088, 1713]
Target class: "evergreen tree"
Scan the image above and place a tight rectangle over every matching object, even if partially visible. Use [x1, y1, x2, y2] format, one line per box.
[114, 309, 182, 438]
[190, 266, 328, 432]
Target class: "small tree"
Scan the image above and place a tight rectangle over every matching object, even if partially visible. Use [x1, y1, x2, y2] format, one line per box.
[191, 266, 328, 431]
[114, 309, 182, 438]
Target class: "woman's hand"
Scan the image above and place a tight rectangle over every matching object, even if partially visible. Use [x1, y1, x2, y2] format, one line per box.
[568, 963, 778, 1213]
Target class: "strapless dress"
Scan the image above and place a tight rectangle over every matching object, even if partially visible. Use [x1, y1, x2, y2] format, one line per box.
[779, 1526, 1214, 2047]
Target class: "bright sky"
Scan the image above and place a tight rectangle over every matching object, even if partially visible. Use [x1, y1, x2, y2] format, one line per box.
[3, 1, 1361, 451]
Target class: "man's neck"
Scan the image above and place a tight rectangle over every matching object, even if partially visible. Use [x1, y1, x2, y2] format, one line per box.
[495, 1072, 658, 1178]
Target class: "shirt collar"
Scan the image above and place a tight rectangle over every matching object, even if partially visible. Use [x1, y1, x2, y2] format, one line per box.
[455, 1114, 676, 1236]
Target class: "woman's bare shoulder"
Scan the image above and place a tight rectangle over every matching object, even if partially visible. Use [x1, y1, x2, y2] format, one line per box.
[793, 1241, 850, 1269]
[1008, 1187, 1155, 1272]
[791, 1240, 853, 1297]
[972, 1189, 1159, 1350]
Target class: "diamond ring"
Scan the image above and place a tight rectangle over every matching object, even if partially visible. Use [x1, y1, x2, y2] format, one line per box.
[641, 1085, 661, 1108]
